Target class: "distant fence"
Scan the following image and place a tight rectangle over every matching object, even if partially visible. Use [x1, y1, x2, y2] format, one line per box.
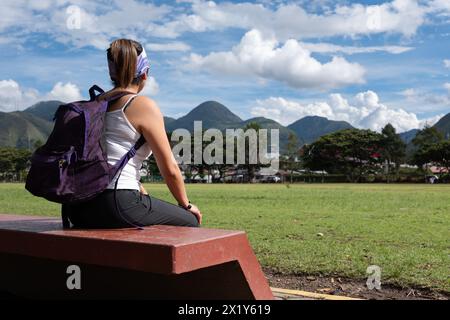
[280, 173, 447, 184]
[0, 172, 28, 183]
[1, 172, 448, 184]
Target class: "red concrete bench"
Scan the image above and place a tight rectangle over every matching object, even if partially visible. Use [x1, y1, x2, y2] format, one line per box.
[0, 214, 274, 300]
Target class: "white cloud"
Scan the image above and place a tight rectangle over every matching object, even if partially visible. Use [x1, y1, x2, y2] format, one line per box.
[146, 42, 191, 52]
[28, 0, 52, 11]
[429, 0, 450, 16]
[444, 83, 450, 91]
[400, 88, 416, 98]
[300, 42, 414, 55]
[444, 59, 450, 68]
[251, 90, 441, 132]
[141, 76, 160, 96]
[0, 80, 39, 112]
[0, 0, 443, 50]
[0, 78, 158, 112]
[187, 29, 365, 90]
[153, 0, 430, 40]
[47, 82, 83, 102]
[251, 97, 334, 122]
[400, 85, 450, 112]
[0, 80, 83, 112]
[0, 0, 172, 49]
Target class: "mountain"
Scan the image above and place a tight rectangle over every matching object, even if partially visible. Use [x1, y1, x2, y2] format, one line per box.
[5, 99, 414, 153]
[0, 100, 63, 149]
[399, 129, 419, 144]
[0, 111, 54, 149]
[165, 102, 300, 151]
[242, 117, 302, 151]
[398, 112, 450, 148]
[433, 112, 450, 139]
[287, 116, 354, 144]
[163, 116, 176, 127]
[23, 100, 63, 121]
[165, 101, 242, 132]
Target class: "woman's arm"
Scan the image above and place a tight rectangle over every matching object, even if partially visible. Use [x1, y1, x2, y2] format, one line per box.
[128, 96, 202, 223]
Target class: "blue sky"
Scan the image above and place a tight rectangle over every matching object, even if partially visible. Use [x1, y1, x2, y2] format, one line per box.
[1, 0, 450, 132]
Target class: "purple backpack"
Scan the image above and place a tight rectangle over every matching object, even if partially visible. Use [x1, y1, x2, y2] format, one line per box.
[25, 85, 145, 205]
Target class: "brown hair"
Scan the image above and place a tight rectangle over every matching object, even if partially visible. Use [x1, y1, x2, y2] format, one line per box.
[107, 39, 144, 88]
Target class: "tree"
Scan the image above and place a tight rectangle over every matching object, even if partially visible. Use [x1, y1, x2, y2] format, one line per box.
[430, 141, 450, 173]
[141, 157, 160, 182]
[415, 140, 450, 174]
[214, 134, 235, 183]
[412, 126, 444, 167]
[381, 123, 406, 182]
[283, 132, 301, 183]
[302, 129, 384, 182]
[0, 148, 15, 174]
[238, 122, 263, 182]
[0, 147, 32, 181]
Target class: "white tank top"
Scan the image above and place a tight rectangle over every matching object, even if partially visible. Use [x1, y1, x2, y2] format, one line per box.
[103, 95, 152, 190]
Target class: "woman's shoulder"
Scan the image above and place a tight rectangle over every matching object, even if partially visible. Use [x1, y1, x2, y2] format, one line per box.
[134, 95, 158, 109]
[130, 95, 162, 118]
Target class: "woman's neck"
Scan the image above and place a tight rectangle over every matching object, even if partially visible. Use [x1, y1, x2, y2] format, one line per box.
[115, 85, 139, 94]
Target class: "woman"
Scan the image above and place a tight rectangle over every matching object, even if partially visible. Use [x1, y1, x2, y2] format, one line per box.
[65, 39, 201, 229]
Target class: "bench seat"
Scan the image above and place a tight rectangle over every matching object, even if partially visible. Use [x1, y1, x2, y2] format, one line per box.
[0, 214, 274, 300]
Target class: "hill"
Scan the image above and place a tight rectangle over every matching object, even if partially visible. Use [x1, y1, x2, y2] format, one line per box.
[0, 111, 54, 149]
[165, 101, 243, 132]
[242, 117, 302, 152]
[433, 113, 450, 139]
[287, 116, 354, 144]
[23, 100, 63, 121]
[399, 129, 419, 144]
[8, 100, 444, 155]
[165, 102, 301, 151]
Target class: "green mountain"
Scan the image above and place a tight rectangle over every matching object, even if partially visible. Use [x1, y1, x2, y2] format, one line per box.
[433, 113, 450, 139]
[242, 117, 302, 151]
[7, 99, 445, 154]
[0, 111, 54, 149]
[401, 113, 450, 141]
[287, 116, 354, 144]
[24, 100, 63, 121]
[399, 129, 419, 144]
[165, 101, 243, 132]
[399, 113, 450, 159]
[163, 116, 176, 127]
[0, 101, 63, 149]
[165, 102, 301, 151]
[24, 101, 184, 129]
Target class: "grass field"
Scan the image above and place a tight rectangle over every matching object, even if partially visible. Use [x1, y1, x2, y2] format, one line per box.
[0, 183, 449, 292]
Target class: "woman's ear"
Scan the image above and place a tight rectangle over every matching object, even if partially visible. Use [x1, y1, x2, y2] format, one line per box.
[138, 73, 148, 93]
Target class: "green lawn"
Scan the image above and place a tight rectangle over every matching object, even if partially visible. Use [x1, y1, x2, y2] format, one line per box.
[1, 183, 449, 292]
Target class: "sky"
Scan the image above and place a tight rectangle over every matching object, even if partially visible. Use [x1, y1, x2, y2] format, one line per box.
[1, 0, 450, 133]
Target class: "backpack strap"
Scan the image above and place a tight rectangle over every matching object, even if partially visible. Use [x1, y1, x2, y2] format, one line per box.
[110, 135, 147, 230]
[97, 88, 137, 102]
[109, 135, 146, 181]
[61, 204, 71, 229]
[89, 85, 105, 101]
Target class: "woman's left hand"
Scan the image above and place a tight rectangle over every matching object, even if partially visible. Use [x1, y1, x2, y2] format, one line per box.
[139, 183, 149, 195]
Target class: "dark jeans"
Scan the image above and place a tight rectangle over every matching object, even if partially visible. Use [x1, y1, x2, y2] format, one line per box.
[62, 189, 199, 229]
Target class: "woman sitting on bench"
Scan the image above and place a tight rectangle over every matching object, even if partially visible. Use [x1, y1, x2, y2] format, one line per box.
[64, 39, 201, 229]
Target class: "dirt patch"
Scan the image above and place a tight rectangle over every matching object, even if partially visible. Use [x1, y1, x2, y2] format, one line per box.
[264, 268, 449, 300]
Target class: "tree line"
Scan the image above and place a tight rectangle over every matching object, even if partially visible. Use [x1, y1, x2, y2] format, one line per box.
[295, 124, 449, 183]
[0, 123, 448, 183]
[0, 148, 32, 182]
